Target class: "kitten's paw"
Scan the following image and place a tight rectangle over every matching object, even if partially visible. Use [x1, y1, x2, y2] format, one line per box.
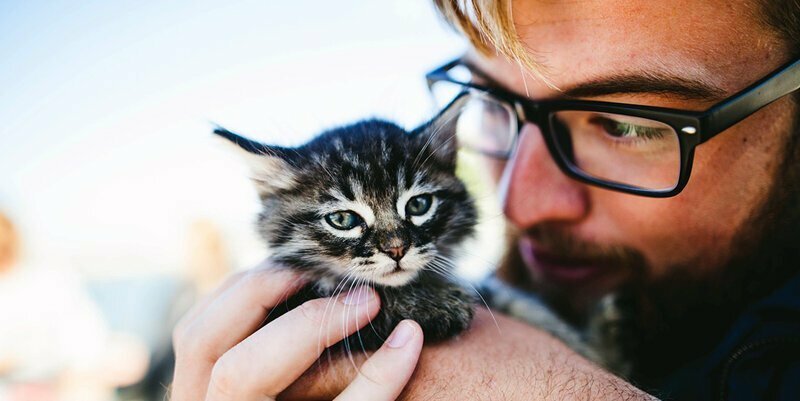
[415, 286, 475, 343]
[350, 280, 477, 349]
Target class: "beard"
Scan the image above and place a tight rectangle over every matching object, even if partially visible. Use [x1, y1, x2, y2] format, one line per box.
[496, 123, 800, 385]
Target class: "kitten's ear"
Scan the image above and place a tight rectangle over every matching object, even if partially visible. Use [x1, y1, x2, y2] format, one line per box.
[213, 126, 297, 197]
[411, 96, 468, 170]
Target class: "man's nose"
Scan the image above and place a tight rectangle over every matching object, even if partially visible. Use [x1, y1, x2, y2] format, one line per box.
[501, 124, 589, 228]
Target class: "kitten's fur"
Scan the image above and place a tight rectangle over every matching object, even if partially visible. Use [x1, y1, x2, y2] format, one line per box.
[215, 106, 477, 350]
[214, 108, 620, 364]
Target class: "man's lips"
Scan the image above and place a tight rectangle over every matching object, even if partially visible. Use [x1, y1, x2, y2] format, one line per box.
[518, 235, 608, 286]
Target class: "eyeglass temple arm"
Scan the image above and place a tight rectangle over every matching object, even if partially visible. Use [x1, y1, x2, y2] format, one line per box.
[425, 58, 463, 87]
[425, 57, 503, 92]
[702, 58, 800, 142]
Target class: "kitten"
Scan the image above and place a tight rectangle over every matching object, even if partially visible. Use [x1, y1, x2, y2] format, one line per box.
[214, 106, 477, 350]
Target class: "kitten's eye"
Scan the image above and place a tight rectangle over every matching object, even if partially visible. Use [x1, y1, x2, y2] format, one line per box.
[406, 194, 433, 217]
[325, 211, 362, 230]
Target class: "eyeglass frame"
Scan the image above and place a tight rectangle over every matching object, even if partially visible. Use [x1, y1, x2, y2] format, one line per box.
[425, 57, 800, 197]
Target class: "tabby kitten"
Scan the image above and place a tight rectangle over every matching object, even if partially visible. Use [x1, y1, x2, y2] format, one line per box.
[215, 106, 477, 350]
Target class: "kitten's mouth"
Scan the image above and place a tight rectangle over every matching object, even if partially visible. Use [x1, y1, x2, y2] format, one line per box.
[373, 265, 416, 287]
[384, 263, 404, 276]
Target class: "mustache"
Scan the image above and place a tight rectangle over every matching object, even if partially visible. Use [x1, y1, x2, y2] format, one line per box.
[524, 224, 648, 272]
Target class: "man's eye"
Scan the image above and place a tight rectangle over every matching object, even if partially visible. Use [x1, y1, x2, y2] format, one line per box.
[406, 194, 433, 217]
[325, 211, 362, 230]
[593, 117, 668, 140]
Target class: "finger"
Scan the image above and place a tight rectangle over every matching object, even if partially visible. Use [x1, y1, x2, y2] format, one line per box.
[277, 348, 366, 400]
[335, 320, 423, 401]
[176, 269, 247, 330]
[171, 267, 306, 401]
[174, 259, 279, 341]
[205, 286, 381, 401]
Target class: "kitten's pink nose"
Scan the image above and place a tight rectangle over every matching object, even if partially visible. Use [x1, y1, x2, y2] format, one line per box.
[380, 244, 408, 261]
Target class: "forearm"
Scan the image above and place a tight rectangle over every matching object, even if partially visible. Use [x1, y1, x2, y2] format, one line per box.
[397, 310, 656, 401]
[281, 308, 656, 401]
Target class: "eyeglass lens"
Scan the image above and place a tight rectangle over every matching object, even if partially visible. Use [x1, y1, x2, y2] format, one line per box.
[430, 79, 682, 191]
[549, 111, 681, 190]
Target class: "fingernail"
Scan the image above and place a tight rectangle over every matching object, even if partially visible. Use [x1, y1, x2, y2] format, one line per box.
[387, 321, 414, 348]
[342, 286, 372, 305]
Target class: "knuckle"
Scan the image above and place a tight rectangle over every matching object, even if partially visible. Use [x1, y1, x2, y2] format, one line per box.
[173, 320, 220, 361]
[239, 268, 272, 290]
[240, 267, 295, 295]
[210, 352, 275, 399]
[217, 271, 247, 291]
[299, 298, 329, 325]
[172, 319, 196, 354]
[361, 359, 393, 384]
[229, 270, 275, 303]
[209, 354, 243, 397]
[171, 320, 188, 346]
[172, 308, 203, 349]
[173, 322, 204, 356]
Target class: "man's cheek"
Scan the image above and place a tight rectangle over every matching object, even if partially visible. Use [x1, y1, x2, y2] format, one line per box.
[592, 193, 696, 276]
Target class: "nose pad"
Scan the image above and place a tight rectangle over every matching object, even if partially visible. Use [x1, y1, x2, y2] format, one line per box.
[379, 244, 408, 261]
[377, 231, 410, 261]
[378, 234, 409, 261]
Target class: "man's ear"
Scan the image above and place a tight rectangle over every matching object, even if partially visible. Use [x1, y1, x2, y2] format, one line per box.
[411, 95, 467, 170]
[213, 126, 297, 197]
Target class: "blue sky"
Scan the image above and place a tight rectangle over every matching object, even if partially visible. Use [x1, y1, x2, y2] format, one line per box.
[0, 1, 464, 276]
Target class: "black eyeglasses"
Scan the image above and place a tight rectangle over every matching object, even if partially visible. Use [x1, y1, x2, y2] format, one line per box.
[425, 57, 800, 197]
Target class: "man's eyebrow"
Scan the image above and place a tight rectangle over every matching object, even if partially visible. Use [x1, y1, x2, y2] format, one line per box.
[561, 73, 728, 102]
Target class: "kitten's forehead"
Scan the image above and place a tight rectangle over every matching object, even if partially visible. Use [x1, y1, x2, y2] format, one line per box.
[285, 121, 455, 214]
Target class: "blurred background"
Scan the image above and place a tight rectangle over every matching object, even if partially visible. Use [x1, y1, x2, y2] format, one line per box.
[0, 1, 505, 400]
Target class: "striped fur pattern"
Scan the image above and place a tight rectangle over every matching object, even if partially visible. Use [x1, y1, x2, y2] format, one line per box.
[215, 112, 478, 349]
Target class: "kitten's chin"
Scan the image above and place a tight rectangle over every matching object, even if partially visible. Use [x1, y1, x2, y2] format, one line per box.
[371, 268, 419, 287]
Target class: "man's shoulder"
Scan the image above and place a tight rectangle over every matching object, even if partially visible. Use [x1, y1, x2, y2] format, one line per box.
[716, 272, 800, 400]
[662, 272, 800, 401]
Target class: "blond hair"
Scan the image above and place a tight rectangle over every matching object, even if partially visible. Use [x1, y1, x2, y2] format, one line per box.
[432, 0, 550, 85]
[433, 0, 800, 88]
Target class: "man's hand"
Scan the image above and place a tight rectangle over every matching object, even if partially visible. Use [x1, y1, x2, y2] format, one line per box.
[282, 308, 657, 400]
[170, 263, 424, 401]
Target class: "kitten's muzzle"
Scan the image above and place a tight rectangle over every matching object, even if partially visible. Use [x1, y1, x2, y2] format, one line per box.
[379, 244, 408, 261]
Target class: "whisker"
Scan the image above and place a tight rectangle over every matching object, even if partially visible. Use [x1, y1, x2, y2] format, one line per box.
[341, 275, 360, 372]
[319, 269, 358, 367]
[429, 257, 502, 334]
[262, 272, 307, 326]
[352, 276, 371, 363]
[363, 276, 386, 346]
[412, 108, 461, 170]
[415, 111, 461, 170]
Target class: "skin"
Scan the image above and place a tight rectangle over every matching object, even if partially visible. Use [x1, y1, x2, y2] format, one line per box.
[494, 0, 793, 303]
[172, 0, 797, 399]
[170, 265, 424, 401]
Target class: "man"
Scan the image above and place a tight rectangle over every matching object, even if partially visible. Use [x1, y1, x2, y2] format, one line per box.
[170, 1, 800, 399]
[434, 0, 800, 391]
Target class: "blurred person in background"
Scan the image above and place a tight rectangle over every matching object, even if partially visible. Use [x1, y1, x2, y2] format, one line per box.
[169, 1, 800, 400]
[0, 211, 148, 401]
[0, 212, 19, 276]
[124, 219, 232, 401]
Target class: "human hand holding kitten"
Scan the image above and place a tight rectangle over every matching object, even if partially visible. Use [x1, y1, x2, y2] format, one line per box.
[170, 103, 479, 400]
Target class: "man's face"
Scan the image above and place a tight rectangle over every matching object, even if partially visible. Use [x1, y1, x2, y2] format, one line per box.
[472, 0, 796, 312]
